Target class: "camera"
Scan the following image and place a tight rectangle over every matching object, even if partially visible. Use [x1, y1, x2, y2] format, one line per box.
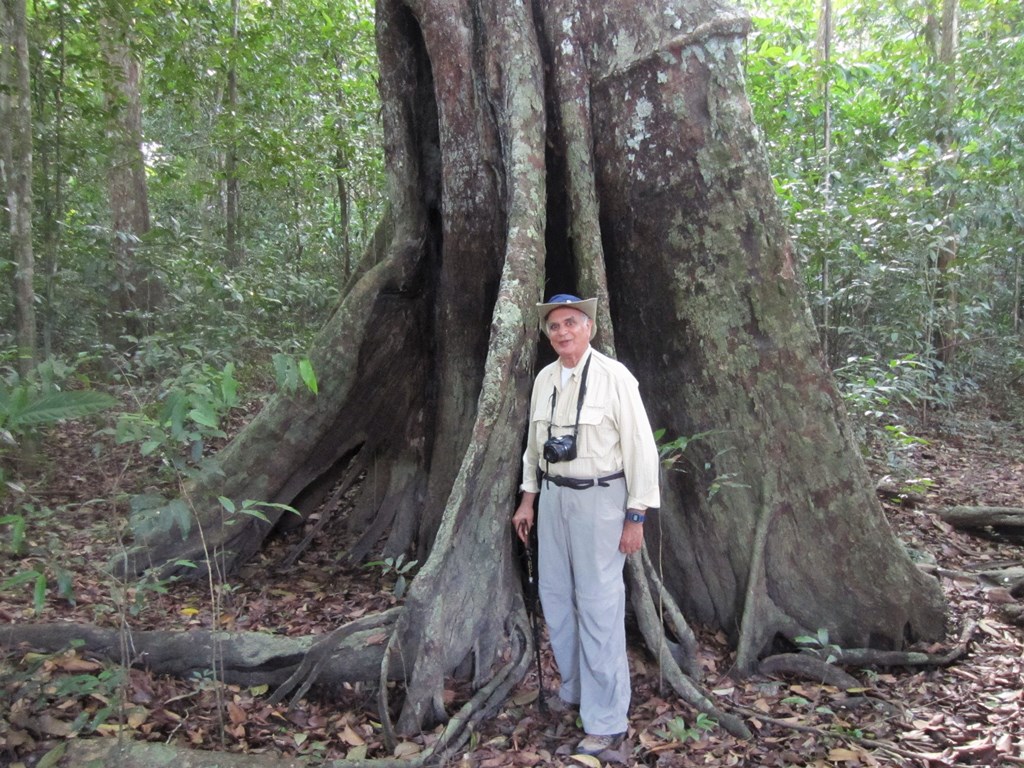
[543, 434, 577, 463]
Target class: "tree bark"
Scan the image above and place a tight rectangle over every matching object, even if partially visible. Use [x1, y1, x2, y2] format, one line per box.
[100, 10, 160, 343]
[113, 0, 947, 737]
[1, 0, 37, 377]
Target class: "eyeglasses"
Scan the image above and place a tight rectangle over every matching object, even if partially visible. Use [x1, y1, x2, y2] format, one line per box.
[546, 315, 588, 334]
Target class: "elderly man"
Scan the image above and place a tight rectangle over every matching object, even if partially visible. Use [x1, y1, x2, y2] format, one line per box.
[512, 294, 661, 756]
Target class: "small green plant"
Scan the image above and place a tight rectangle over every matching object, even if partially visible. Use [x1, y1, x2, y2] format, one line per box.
[1, 560, 75, 615]
[6, 647, 128, 738]
[655, 428, 715, 470]
[0, 511, 28, 555]
[830, 722, 865, 739]
[656, 712, 717, 742]
[655, 429, 746, 500]
[218, 495, 302, 524]
[127, 491, 300, 543]
[113, 361, 242, 468]
[0, 504, 76, 614]
[364, 553, 418, 598]
[794, 627, 842, 664]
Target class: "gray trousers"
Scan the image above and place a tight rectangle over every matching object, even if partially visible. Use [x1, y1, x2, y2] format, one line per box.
[537, 476, 629, 736]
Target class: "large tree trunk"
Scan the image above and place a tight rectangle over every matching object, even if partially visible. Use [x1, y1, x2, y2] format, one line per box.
[1, 0, 37, 377]
[114, 0, 946, 736]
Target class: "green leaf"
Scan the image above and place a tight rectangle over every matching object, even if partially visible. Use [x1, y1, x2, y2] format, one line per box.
[236, 506, 271, 523]
[299, 357, 318, 395]
[140, 440, 163, 456]
[35, 742, 67, 768]
[0, 514, 26, 554]
[220, 362, 239, 407]
[3, 569, 43, 589]
[33, 571, 47, 614]
[188, 405, 219, 429]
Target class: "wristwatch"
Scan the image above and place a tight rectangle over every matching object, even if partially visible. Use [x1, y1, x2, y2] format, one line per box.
[625, 510, 646, 524]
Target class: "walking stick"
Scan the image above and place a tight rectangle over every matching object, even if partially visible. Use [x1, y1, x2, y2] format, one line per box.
[524, 536, 547, 714]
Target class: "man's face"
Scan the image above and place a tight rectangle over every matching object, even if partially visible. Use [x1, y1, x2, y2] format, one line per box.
[545, 307, 591, 362]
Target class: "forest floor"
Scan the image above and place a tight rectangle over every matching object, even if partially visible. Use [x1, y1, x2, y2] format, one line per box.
[1, 395, 1022, 768]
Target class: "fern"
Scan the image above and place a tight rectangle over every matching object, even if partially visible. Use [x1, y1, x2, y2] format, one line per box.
[1, 390, 119, 430]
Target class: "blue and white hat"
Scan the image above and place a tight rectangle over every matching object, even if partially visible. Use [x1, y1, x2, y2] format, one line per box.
[536, 294, 598, 339]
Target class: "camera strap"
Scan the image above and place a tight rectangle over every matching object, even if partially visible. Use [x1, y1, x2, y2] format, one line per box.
[546, 351, 593, 446]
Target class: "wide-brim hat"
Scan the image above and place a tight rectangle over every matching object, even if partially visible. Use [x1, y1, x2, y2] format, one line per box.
[537, 294, 598, 339]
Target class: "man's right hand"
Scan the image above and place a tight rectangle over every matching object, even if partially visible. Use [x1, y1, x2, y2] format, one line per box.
[512, 493, 537, 543]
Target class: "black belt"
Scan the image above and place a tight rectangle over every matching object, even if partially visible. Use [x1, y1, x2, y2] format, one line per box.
[543, 470, 625, 490]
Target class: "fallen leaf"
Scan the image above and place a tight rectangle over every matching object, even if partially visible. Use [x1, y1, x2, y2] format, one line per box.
[512, 689, 539, 705]
[126, 707, 149, 729]
[55, 657, 102, 673]
[36, 714, 74, 737]
[227, 702, 247, 724]
[828, 747, 865, 762]
[340, 724, 365, 746]
[394, 741, 421, 757]
[570, 755, 602, 768]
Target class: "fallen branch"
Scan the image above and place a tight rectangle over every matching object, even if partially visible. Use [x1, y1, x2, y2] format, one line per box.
[61, 740, 314, 768]
[935, 506, 1024, 529]
[0, 622, 392, 689]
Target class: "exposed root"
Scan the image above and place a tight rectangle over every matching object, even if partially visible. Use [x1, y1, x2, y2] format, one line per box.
[735, 481, 781, 672]
[758, 653, 861, 689]
[375, 618, 533, 764]
[647, 633, 752, 740]
[627, 551, 751, 739]
[823, 619, 977, 668]
[759, 620, 978, 692]
[268, 608, 402, 707]
[628, 551, 697, 678]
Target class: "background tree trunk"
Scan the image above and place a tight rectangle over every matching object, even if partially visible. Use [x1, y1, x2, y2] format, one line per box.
[224, 0, 242, 267]
[100, 9, 159, 343]
[119, 0, 947, 732]
[926, 0, 960, 367]
[1, 0, 37, 377]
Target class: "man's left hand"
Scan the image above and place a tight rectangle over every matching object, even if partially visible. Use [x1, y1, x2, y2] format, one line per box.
[619, 521, 644, 555]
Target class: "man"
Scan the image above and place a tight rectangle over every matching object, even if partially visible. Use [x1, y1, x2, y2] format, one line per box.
[512, 294, 661, 756]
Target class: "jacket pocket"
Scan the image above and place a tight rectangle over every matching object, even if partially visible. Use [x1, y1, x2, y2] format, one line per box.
[577, 404, 614, 458]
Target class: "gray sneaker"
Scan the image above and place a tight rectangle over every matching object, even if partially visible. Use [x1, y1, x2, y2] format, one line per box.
[575, 732, 625, 756]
